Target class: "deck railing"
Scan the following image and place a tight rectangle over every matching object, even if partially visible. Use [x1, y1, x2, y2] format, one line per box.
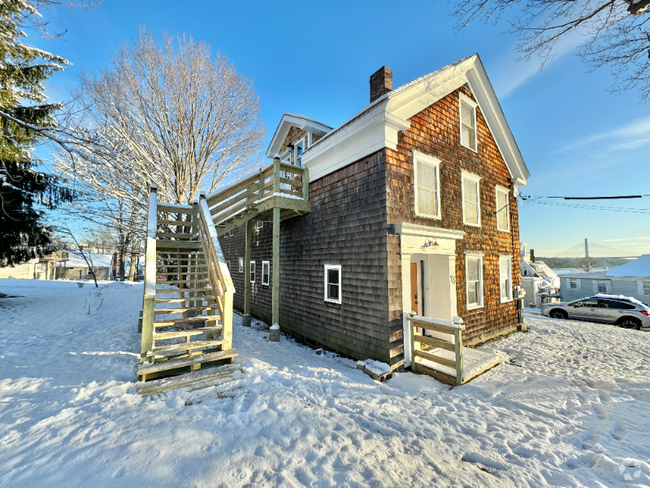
[407, 314, 464, 386]
[205, 159, 309, 226]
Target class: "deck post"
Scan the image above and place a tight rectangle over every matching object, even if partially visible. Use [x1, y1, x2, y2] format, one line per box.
[302, 168, 310, 202]
[242, 219, 253, 327]
[141, 184, 158, 363]
[454, 328, 464, 386]
[408, 313, 416, 373]
[271, 205, 281, 337]
[258, 170, 265, 200]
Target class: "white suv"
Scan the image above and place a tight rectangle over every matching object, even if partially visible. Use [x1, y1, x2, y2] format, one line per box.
[542, 294, 650, 330]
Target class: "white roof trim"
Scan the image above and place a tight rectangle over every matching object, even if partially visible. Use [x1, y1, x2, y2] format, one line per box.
[266, 113, 332, 158]
[302, 54, 530, 184]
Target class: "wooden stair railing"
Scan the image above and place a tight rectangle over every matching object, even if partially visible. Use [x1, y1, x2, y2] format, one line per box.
[197, 196, 234, 350]
[137, 184, 239, 392]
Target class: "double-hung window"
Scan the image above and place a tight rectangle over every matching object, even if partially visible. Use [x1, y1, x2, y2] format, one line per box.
[496, 186, 510, 232]
[413, 151, 441, 219]
[295, 140, 304, 168]
[460, 93, 477, 151]
[238, 257, 243, 273]
[499, 256, 513, 302]
[462, 171, 481, 227]
[250, 261, 256, 283]
[324, 264, 342, 304]
[262, 261, 270, 286]
[466, 254, 484, 309]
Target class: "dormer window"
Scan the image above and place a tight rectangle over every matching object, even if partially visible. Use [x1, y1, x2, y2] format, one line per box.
[295, 140, 304, 167]
[459, 93, 477, 152]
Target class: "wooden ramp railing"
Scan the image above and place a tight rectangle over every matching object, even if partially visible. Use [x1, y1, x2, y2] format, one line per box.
[407, 314, 504, 386]
[408, 314, 464, 386]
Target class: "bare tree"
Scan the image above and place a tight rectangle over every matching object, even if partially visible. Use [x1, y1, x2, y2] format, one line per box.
[451, 0, 650, 98]
[70, 28, 266, 205]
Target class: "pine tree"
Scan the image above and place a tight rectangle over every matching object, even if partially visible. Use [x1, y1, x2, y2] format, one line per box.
[0, 0, 75, 266]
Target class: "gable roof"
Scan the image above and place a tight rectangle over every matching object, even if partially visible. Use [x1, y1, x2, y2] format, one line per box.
[266, 113, 333, 157]
[606, 255, 650, 278]
[302, 54, 530, 184]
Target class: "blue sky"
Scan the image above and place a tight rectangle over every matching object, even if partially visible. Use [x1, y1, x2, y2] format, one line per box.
[35, 0, 650, 257]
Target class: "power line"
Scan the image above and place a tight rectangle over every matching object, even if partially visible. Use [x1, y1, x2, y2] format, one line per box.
[520, 197, 650, 215]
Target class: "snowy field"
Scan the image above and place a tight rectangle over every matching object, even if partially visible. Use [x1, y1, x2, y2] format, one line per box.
[1, 279, 650, 487]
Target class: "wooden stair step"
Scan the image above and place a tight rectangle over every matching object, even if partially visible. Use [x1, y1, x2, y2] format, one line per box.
[155, 287, 214, 294]
[157, 219, 192, 226]
[155, 305, 218, 315]
[156, 279, 210, 286]
[156, 272, 208, 277]
[136, 363, 243, 396]
[155, 296, 216, 304]
[156, 241, 202, 250]
[154, 315, 221, 327]
[153, 326, 222, 341]
[156, 232, 193, 239]
[148, 339, 227, 357]
[137, 349, 238, 376]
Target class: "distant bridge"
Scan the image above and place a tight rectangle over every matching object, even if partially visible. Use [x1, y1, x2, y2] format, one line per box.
[554, 239, 640, 259]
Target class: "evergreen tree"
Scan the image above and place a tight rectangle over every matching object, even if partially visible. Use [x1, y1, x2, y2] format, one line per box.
[0, 0, 75, 265]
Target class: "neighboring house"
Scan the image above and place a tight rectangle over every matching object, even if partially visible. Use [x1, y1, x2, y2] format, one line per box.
[220, 54, 530, 369]
[0, 251, 118, 281]
[559, 255, 650, 304]
[520, 245, 560, 308]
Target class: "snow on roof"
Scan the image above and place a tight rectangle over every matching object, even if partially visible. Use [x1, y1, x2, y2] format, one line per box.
[64, 252, 116, 268]
[606, 255, 650, 278]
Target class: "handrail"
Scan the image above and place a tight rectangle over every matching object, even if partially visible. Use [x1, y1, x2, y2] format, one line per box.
[203, 159, 309, 226]
[407, 314, 464, 386]
[198, 197, 234, 350]
[140, 184, 158, 362]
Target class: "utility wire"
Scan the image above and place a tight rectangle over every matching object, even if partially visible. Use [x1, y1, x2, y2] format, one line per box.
[520, 197, 650, 215]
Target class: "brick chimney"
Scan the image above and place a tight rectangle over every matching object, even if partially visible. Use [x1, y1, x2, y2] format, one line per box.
[530, 249, 535, 263]
[370, 66, 392, 103]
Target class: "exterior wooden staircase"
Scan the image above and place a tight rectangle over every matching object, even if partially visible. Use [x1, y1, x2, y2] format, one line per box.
[137, 159, 310, 395]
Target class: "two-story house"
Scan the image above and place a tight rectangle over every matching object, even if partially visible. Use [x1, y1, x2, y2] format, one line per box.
[219, 54, 530, 371]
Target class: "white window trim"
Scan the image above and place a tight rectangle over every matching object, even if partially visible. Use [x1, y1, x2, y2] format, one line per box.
[238, 257, 243, 273]
[495, 185, 510, 233]
[466, 254, 484, 310]
[459, 92, 478, 152]
[250, 261, 256, 284]
[262, 261, 270, 286]
[499, 255, 513, 303]
[461, 170, 482, 227]
[413, 151, 442, 220]
[257, 220, 264, 229]
[293, 137, 306, 168]
[324, 264, 342, 304]
[227, 260, 231, 271]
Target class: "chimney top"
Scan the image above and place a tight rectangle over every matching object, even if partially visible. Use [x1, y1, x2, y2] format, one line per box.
[530, 249, 535, 263]
[370, 66, 392, 103]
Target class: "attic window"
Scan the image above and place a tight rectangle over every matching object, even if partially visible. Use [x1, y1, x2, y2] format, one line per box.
[459, 93, 477, 151]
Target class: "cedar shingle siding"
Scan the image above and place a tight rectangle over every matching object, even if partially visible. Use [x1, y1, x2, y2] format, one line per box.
[220, 85, 522, 365]
[386, 87, 521, 346]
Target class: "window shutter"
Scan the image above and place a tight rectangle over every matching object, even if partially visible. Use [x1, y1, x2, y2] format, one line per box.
[565, 278, 570, 288]
[577, 279, 582, 289]
[638, 281, 644, 295]
[592, 281, 598, 293]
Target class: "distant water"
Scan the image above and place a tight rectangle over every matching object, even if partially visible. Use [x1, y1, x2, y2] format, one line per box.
[553, 268, 607, 275]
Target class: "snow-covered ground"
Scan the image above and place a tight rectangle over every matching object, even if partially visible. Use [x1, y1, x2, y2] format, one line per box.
[1, 278, 649, 487]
